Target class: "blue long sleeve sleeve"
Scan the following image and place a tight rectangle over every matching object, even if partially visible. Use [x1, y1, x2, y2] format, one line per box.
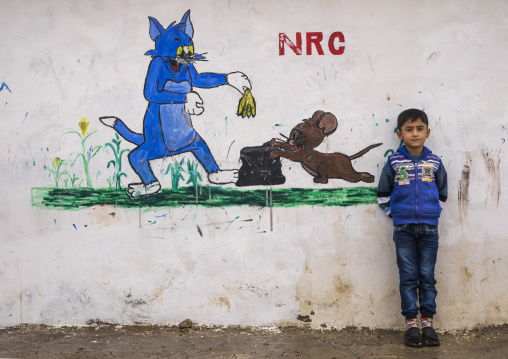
[377, 161, 394, 217]
[435, 162, 448, 207]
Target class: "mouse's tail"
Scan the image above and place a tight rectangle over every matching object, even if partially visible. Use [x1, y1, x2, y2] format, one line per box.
[99, 116, 144, 145]
[349, 143, 383, 160]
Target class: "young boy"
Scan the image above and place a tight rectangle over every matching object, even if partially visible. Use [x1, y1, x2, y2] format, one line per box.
[377, 109, 447, 347]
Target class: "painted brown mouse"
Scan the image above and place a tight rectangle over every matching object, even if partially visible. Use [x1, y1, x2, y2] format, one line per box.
[265, 110, 382, 184]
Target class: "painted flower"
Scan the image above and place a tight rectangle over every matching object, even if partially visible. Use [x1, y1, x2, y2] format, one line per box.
[53, 157, 61, 167]
[79, 117, 89, 137]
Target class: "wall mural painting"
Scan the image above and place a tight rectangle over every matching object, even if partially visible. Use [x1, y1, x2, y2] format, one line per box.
[99, 11, 253, 198]
[264, 111, 381, 184]
[31, 10, 381, 210]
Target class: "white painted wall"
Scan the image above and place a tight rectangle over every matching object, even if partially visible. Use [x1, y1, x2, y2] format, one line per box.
[0, 0, 507, 329]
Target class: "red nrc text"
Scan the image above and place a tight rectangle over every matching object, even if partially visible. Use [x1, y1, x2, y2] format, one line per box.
[279, 32, 345, 56]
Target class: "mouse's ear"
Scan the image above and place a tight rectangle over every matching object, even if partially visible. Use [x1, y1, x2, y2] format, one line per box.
[311, 110, 325, 123]
[317, 112, 338, 136]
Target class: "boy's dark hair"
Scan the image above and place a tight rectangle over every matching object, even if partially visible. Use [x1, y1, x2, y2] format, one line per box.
[397, 109, 428, 129]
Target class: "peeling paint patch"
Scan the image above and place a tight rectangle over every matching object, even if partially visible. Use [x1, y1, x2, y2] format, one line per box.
[297, 314, 312, 322]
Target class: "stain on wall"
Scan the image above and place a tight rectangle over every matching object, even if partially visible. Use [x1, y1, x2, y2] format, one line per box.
[210, 296, 232, 312]
[480, 147, 501, 207]
[458, 155, 471, 224]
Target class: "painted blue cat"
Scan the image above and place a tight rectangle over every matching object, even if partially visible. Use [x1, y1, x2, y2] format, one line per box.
[100, 10, 251, 197]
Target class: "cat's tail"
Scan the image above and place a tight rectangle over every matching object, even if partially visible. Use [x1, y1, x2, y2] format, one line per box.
[349, 143, 383, 160]
[99, 116, 144, 145]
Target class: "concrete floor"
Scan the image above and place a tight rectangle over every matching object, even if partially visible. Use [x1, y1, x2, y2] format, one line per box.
[0, 324, 507, 358]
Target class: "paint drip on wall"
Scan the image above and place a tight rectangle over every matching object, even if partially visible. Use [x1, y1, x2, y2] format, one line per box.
[480, 147, 501, 207]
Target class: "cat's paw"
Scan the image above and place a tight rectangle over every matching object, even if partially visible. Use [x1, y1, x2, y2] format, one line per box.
[127, 181, 161, 198]
[185, 92, 204, 115]
[208, 170, 238, 184]
[99, 116, 119, 128]
[227, 72, 251, 94]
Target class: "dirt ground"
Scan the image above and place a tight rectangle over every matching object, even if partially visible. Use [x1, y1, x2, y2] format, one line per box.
[0, 323, 507, 359]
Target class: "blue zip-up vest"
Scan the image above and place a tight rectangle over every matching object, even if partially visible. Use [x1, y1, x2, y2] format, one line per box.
[388, 146, 442, 225]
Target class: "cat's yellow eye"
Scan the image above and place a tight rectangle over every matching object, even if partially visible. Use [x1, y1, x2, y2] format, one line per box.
[189, 45, 194, 54]
[177, 47, 183, 56]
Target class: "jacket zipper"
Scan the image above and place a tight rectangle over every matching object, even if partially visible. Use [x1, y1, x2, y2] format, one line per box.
[415, 159, 419, 222]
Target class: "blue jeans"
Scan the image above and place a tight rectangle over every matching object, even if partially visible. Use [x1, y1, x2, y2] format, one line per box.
[393, 223, 439, 318]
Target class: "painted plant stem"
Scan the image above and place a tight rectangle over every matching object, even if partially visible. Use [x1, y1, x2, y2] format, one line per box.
[68, 173, 80, 188]
[166, 158, 185, 191]
[105, 133, 129, 190]
[65, 118, 102, 188]
[44, 157, 68, 187]
[186, 159, 202, 193]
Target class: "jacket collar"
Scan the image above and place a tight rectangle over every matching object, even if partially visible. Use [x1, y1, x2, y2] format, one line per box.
[397, 145, 431, 161]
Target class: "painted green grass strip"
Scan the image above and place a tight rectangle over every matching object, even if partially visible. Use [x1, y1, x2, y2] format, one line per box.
[31, 186, 377, 210]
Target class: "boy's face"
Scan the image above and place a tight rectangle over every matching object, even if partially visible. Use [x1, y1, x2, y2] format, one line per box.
[397, 118, 430, 155]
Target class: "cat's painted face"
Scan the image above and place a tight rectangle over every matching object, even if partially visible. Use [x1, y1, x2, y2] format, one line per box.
[146, 11, 204, 68]
[157, 27, 195, 65]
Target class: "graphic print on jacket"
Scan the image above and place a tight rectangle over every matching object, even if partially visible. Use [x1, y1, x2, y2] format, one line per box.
[100, 10, 252, 198]
[377, 146, 448, 226]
